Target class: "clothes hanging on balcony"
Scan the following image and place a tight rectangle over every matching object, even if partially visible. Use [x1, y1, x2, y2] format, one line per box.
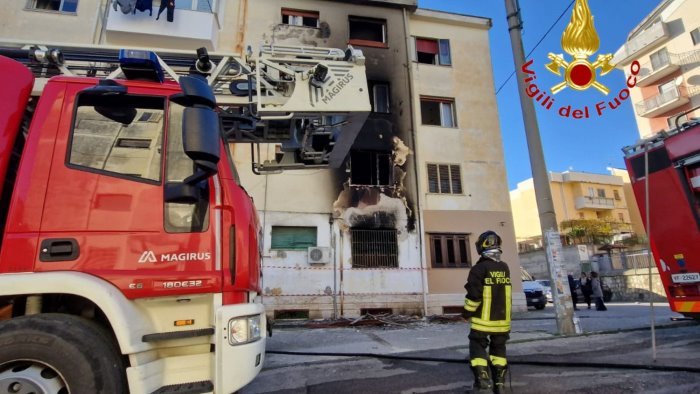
[135, 0, 153, 16]
[113, 0, 137, 14]
[156, 0, 175, 23]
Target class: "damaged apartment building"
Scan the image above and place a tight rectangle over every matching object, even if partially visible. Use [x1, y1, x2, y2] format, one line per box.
[228, 0, 524, 318]
[0, 0, 524, 318]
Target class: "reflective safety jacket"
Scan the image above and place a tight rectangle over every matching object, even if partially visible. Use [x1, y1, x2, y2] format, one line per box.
[463, 256, 512, 333]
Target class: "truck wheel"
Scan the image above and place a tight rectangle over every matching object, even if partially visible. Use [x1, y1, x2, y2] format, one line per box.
[0, 313, 125, 394]
[535, 303, 546, 310]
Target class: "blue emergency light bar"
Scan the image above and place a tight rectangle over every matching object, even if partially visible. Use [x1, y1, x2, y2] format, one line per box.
[118, 49, 164, 83]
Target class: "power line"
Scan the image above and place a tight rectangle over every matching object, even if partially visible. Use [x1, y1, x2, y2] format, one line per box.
[495, 0, 575, 95]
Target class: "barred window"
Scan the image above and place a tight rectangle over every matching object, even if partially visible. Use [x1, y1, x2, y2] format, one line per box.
[429, 233, 471, 268]
[427, 164, 462, 194]
[350, 228, 398, 268]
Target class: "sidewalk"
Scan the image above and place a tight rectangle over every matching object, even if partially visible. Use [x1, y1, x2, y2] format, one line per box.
[263, 303, 691, 369]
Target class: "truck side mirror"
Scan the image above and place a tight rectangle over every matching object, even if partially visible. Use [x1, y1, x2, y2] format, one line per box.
[182, 106, 220, 185]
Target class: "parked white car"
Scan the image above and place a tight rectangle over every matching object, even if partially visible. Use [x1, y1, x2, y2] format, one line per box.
[521, 268, 547, 310]
[536, 279, 552, 303]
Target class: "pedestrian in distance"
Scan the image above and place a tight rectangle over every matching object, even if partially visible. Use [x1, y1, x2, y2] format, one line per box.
[580, 272, 593, 309]
[462, 231, 512, 394]
[591, 271, 607, 311]
[568, 274, 579, 310]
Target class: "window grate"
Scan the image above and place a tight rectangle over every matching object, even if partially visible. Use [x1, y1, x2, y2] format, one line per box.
[350, 228, 398, 268]
[429, 233, 471, 268]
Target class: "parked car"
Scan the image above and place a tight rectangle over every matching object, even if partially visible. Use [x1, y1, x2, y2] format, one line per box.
[522, 268, 546, 310]
[536, 279, 552, 303]
[573, 279, 613, 303]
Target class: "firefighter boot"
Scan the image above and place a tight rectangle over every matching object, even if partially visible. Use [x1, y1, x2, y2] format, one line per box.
[491, 365, 508, 394]
[471, 366, 493, 393]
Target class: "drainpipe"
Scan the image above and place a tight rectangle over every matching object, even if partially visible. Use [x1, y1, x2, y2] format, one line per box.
[402, 9, 429, 318]
[339, 228, 345, 317]
[95, 0, 110, 45]
[330, 215, 338, 319]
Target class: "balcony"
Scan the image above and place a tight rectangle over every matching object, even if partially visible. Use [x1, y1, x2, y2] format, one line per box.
[105, 6, 220, 50]
[575, 196, 615, 210]
[613, 21, 669, 65]
[635, 86, 691, 118]
[636, 54, 681, 87]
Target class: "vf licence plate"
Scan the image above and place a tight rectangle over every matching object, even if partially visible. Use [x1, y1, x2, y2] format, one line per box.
[671, 272, 700, 283]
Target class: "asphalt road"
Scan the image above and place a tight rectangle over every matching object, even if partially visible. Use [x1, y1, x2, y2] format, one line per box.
[242, 303, 700, 394]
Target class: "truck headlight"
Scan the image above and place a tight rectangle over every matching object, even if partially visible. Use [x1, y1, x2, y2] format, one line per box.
[228, 315, 262, 345]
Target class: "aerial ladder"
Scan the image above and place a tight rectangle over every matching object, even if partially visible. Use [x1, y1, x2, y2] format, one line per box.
[0, 40, 371, 173]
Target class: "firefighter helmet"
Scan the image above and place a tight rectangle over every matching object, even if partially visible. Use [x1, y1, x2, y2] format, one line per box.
[476, 231, 502, 255]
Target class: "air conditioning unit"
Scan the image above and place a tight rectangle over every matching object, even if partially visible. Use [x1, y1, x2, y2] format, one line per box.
[307, 247, 331, 265]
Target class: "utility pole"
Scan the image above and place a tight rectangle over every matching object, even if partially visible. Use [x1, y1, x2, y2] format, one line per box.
[504, 0, 575, 335]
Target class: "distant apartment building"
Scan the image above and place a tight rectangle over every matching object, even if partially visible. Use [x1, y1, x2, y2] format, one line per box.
[2, 0, 524, 317]
[510, 171, 645, 252]
[613, 0, 700, 138]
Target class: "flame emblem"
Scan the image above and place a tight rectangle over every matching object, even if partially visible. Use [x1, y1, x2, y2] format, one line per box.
[546, 0, 615, 95]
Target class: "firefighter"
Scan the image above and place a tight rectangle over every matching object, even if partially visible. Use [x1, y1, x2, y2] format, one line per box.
[462, 230, 512, 393]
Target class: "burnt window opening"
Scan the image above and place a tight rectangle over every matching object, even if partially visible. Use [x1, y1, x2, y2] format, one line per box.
[351, 228, 398, 268]
[420, 97, 456, 127]
[350, 151, 392, 186]
[369, 82, 390, 114]
[430, 233, 471, 268]
[427, 164, 462, 194]
[349, 16, 387, 48]
[282, 8, 319, 28]
[414, 37, 451, 66]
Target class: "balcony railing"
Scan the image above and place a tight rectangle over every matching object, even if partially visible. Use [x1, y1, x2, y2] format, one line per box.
[575, 196, 615, 210]
[635, 86, 691, 118]
[636, 53, 681, 87]
[613, 21, 669, 64]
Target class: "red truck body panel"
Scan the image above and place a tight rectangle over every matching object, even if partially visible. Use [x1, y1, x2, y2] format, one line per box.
[0, 56, 33, 208]
[624, 125, 700, 316]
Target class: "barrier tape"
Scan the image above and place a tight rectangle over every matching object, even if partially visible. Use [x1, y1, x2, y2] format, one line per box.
[262, 265, 426, 271]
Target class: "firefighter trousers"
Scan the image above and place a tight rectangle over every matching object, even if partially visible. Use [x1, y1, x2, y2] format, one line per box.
[469, 329, 509, 367]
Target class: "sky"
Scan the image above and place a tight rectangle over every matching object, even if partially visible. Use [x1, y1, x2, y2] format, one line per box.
[417, 0, 663, 190]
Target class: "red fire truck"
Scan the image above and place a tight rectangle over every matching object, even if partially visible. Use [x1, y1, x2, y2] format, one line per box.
[0, 43, 369, 393]
[623, 113, 700, 319]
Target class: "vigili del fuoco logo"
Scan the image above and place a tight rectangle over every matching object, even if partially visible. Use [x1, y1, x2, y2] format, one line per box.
[522, 0, 641, 119]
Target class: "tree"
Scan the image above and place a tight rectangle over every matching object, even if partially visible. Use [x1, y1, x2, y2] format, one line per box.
[560, 219, 624, 245]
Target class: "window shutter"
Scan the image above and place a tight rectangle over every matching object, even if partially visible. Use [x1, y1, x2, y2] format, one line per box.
[439, 164, 451, 194]
[416, 38, 439, 54]
[409, 36, 417, 62]
[438, 39, 451, 65]
[450, 165, 462, 194]
[427, 164, 439, 193]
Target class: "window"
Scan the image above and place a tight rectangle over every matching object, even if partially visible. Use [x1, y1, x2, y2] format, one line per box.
[430, 233, 471, 268]
[351, 151, 392, 186]
[618, 213, 625, 222]
[28, 0, 78, 12]
[414, 38, 451, 66]
[427, 164, 462, 194]
[420, 97, 456, 127]
[658, 80, 677, 97]
[691, 28, 700, 46]
[588, 187, 595, 197]
[613, 190, 621, 201]
[68, 94, 164, 183]
[174, 0, 216, 12]
[282, 8, 319, 28]
[649, 48, 669, 70]
[370, 82, 390, 113]
[349, 16, 387, 48]
[667, 112, 689, 130]
[350, 228, 398, 268]
[271, 226, 317, 250]
[597, 189, 606, 198]
[578, 212, 585, 219]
